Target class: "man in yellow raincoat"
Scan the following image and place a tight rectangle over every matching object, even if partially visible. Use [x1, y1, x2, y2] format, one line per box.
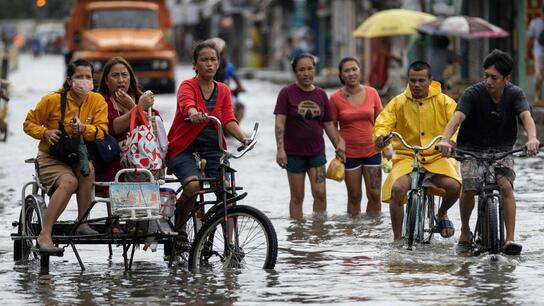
[373, 61, 461, 241]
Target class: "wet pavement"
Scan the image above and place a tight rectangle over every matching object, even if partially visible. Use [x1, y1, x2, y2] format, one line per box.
[0, 54, 544, 305]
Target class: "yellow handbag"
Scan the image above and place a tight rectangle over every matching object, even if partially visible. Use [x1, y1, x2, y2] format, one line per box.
[326, 158, 345, 182]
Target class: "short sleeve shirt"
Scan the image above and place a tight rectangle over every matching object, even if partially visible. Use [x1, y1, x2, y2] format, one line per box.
[273, 84, 331, 156]
[329, 86, 382, 158]
[456, 82, 530, 150]
[528, 18, 544, 56]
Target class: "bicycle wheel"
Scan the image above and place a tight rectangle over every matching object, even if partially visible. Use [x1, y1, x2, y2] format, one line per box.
[485, 197, 500, 254]
[404, 193, 418, 248]
[421, 192, 438, 243]
[14, 195, 44, 261]
[188, 205, 277, 271]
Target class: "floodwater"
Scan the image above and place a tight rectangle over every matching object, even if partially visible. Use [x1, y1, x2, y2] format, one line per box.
[0, 55, 543, 305]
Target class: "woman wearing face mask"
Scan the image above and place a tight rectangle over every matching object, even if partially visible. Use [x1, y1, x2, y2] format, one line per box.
[23, 59, 108, 253]
[95, 57, 154, 185]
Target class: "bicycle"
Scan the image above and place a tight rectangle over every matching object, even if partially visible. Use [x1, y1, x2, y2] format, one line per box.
[12, 115, 277, 272]
[162, 114, 278, 271]
[12, 160, 181, 271]
[383, 132, 443, 249]
[452, 145, 543, 255]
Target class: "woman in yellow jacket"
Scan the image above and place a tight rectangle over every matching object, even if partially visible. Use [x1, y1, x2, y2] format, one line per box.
[373, 61, 461, 241]
[23, 59, 108, 253]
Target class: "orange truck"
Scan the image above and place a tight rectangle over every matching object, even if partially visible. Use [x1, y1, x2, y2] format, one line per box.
[65, 0, 177, 92]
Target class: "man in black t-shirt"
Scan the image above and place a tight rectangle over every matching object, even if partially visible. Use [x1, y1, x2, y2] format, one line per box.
[437, 50, 540, 256]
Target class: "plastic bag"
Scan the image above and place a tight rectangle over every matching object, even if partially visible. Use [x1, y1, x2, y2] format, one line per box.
[381, 158, 392, 173]
[120, 105, 163, 171]
[326, 158, 344, 182]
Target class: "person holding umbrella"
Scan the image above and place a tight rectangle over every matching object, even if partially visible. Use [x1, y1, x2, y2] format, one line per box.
[23, 59, 108, 253]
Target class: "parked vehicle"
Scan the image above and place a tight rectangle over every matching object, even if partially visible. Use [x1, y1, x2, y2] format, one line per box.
[65, 0, 177, 93]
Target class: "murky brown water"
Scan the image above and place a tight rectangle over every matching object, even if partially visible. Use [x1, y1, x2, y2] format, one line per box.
[1, 55, 544, 305]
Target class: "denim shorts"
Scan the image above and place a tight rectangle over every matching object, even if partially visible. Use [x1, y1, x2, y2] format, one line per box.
[168, 149, 222, 182]
[286, 154, 326, 173]
[344, 153, 382, 171]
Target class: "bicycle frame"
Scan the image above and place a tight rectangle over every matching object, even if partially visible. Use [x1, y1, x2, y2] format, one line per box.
[453, 147, 525, 255]
[384, 132, 442, 248]
[167, 115, 258, 253]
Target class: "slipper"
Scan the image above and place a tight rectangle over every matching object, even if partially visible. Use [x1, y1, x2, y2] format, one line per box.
[438, 218, 455, 238]
[503, 241, 522, 256]
[455, 240, 473, 255]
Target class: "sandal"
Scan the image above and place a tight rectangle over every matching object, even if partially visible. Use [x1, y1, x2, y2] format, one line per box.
[456, 231, 474, 256]
[503, 241, 522, 256]
[438, 218, 455, 238]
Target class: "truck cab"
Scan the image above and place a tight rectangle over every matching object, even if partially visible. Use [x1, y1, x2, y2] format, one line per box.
[66, 0, 177, 92]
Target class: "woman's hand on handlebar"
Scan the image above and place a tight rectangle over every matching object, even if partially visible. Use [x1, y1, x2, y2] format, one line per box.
[188, 108, 205, 124]
[236, 137, 252, 151]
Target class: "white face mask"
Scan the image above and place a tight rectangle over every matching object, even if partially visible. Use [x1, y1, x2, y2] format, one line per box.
[71, 79, 94, 97]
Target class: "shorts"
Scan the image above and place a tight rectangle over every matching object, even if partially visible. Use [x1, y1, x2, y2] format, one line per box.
[286, 154, 326, 173]
[460, 156, 515, 192]
[344, 153, 381, 171]
[168, 149, 222, 183]
[36, 151, 78, 195]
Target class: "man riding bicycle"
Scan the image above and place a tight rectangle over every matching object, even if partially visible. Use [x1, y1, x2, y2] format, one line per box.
[374, 61, 461, 241]
[437, 50, 540, 255]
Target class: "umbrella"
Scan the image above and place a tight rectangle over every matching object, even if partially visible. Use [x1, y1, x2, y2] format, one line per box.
[78, 135, 90, 176]
[416, 16, 509, 39]
[353, 9, 436, 38]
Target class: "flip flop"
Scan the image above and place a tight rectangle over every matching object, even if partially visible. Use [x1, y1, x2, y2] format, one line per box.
[455, 231, 474, 255]
[503, 241, 522, 256]
[438, 218, 455, 238]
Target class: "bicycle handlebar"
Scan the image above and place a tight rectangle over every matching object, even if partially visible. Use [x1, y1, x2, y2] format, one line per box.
[185, 114, 258, 159]
[453, 144, 543, 162]
[383, 131, 442, 152]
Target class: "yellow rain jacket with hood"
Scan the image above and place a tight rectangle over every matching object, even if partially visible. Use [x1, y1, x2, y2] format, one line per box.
[373, 81, 461, 203]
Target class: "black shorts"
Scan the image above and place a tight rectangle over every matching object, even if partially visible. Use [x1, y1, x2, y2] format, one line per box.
[168, 149, 222, 182]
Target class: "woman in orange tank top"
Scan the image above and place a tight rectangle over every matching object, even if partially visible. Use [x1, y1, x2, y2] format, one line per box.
[330, 57, 388, 217]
